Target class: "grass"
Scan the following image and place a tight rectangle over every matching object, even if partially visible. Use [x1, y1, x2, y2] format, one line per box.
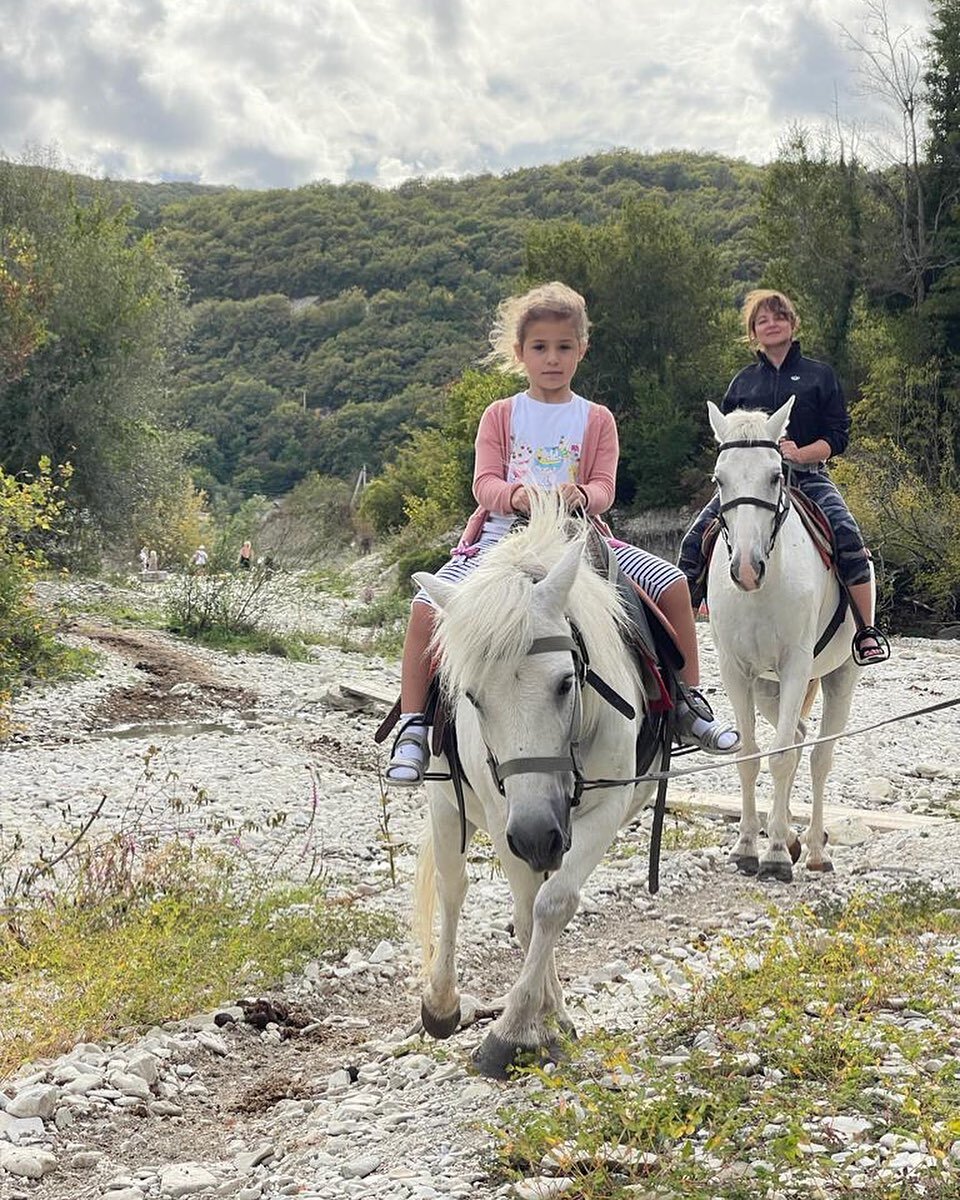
[0, 758, 396, 1079]
[0, 861, 392, 1077]
[63, 594, 166, 629]
[187, 625, 315, 660]
[487, 885, 960, 1199]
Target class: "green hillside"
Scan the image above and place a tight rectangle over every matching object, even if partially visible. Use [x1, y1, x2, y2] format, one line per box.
[135, 150, 762, 501]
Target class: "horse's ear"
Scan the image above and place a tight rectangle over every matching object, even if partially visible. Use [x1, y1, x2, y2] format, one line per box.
[765, 396, 795, 442]
[412, 572, 457, 611]
[534, 538, 583, 611]
[707, 401, 728, 443]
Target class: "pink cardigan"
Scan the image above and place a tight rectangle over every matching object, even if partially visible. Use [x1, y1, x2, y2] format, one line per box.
[454, 394, 619, 551]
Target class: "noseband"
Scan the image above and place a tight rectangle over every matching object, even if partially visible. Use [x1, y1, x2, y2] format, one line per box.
[485, 622, 636, 808]
[715, 438, 791, 554]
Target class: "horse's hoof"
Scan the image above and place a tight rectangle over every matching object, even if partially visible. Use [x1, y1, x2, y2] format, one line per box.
[806, 860, 835, 874]
[473, 1032, 553, 1079]
[788, 837, 802, 865]
[421, 1001, 461, 1040]
[730, 854, 759, 876]
[757, 860, 793, 884]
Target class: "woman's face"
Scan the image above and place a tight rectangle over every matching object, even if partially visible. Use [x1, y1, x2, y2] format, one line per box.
[752, 304, 795, 354]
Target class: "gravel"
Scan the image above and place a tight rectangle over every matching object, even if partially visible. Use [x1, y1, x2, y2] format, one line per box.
[1, 573, 959, 1198]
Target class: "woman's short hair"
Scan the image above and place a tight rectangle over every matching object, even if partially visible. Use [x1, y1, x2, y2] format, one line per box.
[485, 281, 590, 372]
[741, 289, 800, 343]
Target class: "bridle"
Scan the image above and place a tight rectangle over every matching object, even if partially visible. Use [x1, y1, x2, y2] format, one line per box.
[483, 621, 635, 809]
[715, 438, 791, 555]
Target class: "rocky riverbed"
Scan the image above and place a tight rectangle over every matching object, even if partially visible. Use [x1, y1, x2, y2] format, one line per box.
[1, 572, 960, 1199]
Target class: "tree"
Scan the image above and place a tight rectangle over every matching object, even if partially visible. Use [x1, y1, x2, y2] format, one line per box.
[753, 128, 865, 375]
[0, 229, 49, 385]
[841, 0, 956, 308]
[524, 199, 727, 505]
[0, 154, 190, 544]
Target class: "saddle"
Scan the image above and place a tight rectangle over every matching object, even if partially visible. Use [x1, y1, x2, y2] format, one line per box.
[374, 540, 685, 785]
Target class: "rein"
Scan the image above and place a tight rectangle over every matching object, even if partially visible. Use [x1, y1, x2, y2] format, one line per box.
[715, 438, 791, 554]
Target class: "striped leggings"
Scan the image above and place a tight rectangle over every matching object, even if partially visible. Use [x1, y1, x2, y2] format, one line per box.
[414, 533, 684, 608]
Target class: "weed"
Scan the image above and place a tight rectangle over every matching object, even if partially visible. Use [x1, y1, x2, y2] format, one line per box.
[486, 890, 960, 1198]
[0, 750, 394, 1076]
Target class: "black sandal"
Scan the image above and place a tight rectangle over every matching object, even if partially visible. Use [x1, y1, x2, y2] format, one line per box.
[852, 626, 891, 666]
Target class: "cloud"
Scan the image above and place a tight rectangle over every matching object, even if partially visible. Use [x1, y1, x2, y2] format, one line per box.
[0, 0, 935, 189]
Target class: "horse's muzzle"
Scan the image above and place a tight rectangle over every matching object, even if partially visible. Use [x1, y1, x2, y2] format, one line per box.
[506, 799, 572, 873]
[730, 554, 765, 591]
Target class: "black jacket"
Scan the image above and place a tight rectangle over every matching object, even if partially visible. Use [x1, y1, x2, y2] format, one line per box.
[722, 341, 850, 458]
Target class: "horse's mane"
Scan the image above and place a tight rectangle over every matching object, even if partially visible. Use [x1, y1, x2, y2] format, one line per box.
[431, 496, 638, 733]
[720, 407, 775, 441]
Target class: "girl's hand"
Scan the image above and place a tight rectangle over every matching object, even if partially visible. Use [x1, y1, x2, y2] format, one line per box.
[511, 486, 531, 515]
[558, 483, 587, 512]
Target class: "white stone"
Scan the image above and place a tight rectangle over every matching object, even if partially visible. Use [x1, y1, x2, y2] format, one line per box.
[62, 1073, 103, 1096]
[160, 1163, 219, 1196]
[368, 939, 396, 964]
[109, 1070, 153, 1100]
[126, 1052, 160, 1084]
[514, 1178, 576, 1199]
[5, 1085, 60, 1119]
[0, 1143, 57, 1177]
[0, 1113, 44, 1143]
[340, 1156, 380, 1178]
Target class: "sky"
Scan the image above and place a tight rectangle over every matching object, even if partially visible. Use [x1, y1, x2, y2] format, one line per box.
[0, 0, 935, 191]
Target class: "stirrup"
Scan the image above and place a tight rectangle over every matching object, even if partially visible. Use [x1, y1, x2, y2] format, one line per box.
[385, 720, 430, 787]
[675, 685, 741, 756]
[852, 626, 891, 666]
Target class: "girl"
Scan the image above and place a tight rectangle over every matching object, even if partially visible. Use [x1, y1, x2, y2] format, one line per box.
[678, 288, 886, 663]
[387, 282, 740, 785]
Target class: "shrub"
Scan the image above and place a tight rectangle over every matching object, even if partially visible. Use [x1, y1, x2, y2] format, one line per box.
[832, 440, 960, 627]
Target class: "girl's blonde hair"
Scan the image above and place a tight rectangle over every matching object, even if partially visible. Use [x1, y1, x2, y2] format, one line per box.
[484, 281, 590, 373]
[741, 289, 800, 345]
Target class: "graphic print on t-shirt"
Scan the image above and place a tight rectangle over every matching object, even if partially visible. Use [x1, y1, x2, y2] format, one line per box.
[507, 393, 588, 489]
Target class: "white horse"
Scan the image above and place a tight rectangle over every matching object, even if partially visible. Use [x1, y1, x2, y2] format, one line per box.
[706, 399, 862, 882]
[411, 499, 653, 1078]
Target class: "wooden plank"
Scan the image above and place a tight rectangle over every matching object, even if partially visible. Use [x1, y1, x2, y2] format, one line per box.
[667, 788, 949, 833]
[339, 681, 397, 707]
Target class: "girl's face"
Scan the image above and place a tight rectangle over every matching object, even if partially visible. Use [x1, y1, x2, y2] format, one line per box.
[752, 304, 795, 355]
[516, 317, 587, 403]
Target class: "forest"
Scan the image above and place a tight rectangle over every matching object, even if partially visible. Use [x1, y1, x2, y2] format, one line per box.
[0, 0, 957, 631]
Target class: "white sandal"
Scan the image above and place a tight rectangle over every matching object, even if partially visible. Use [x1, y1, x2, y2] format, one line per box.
[676, 686, 741, 755]
[385, 718, 430, 786]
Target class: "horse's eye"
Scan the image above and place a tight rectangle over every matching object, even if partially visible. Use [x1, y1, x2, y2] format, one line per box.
[557, 675, 574, 698]
[465, 690, 482, 712]
[771, 472, 781, 486]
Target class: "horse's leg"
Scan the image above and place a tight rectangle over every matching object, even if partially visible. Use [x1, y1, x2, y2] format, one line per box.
[507, 889, 574, 1038]
[474, 796, 626, 1079]
[420, 792, 476, 1039]
[725, 676, 762, 874]
[758, 663, 810, 883]
[753, 681, 801, 865]
[805, 658, 859, 872]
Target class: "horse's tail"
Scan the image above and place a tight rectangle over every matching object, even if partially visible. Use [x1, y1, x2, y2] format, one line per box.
[412, 823, 437, 975]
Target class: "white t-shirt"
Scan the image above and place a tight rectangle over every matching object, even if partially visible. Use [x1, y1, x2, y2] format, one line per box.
[482, 392, 589, 539]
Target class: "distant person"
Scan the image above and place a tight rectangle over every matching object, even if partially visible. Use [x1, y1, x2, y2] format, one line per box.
[148, 548, 158, 572]
[678, 288, 886, 663]
[384, 280, 739, 787]
[238, 540, 253, 569]
[138, 546, 149, 572]
[191, 545, 208, 570]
